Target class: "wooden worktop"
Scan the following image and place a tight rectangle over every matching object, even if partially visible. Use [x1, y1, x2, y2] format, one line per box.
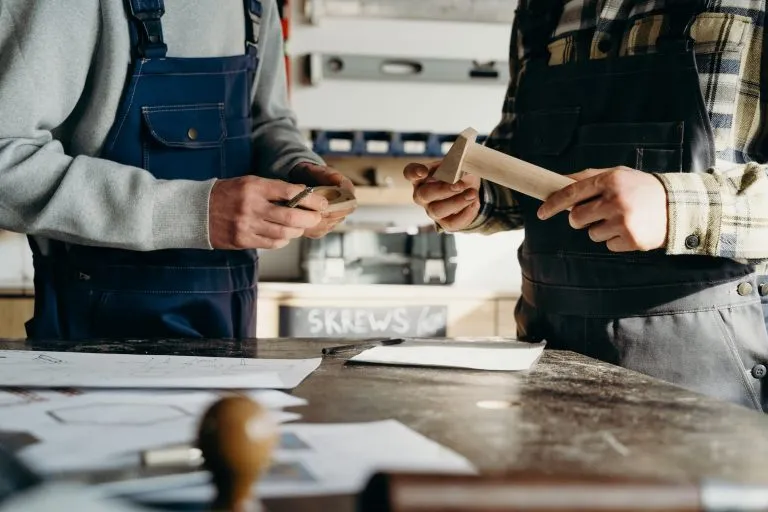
[1, 337, 766, 511]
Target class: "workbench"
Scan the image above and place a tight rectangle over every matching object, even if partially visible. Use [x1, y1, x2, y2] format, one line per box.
[1, 337, 767, 511]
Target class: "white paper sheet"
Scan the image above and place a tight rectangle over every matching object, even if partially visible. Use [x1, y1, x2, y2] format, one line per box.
[0, 483, 146, 512]
[97, 420, 476, 501]
[0, 351, 321, 389]
[349, 339, 546, 371]
[0, 388, 305, 473]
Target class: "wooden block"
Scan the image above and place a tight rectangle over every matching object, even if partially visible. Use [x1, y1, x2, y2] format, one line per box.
[433, 126, 575, 202]
[313, 186, 358, 213]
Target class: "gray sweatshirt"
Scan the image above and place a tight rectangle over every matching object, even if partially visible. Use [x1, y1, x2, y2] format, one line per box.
[0, 0, 323, 253]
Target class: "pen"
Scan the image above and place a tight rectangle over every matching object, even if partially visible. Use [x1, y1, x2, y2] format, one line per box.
[322, 338, 405, 356]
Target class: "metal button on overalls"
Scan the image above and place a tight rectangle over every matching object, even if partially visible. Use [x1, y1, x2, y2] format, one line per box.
[510, 0, 768, 412]
[738, 282, 754, 296]
[26, 0, 264, 341]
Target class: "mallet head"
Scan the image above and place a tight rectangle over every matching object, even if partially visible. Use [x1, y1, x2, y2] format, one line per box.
[432, 127, 478, 184]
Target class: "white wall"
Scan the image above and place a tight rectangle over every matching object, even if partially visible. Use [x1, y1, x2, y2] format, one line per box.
[281, 7, 525, 292]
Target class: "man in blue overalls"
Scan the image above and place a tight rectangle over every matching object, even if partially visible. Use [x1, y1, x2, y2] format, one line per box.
[406, 0, 768, 412]
[0, 1, 354, 339]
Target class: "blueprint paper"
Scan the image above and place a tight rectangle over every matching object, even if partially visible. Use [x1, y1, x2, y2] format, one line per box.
[349, 339, 546, 371]
[0, 351, 321, 389]
[97, 420, 476, 501]
[0, 388, 304, 473]
[0, 483, 146, 512]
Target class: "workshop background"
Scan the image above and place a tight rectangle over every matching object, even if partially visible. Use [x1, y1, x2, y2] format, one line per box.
[0, 0, 522, 339]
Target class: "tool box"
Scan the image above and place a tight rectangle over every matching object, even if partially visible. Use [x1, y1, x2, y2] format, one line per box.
[300, 230, 458, 285]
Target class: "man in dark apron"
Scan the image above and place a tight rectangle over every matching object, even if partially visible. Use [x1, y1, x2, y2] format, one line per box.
[0, 1, 352, 341]
[406, 0, 768, 412]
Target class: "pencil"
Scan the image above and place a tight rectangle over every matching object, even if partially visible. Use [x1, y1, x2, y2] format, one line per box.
[322, 338, 405, 356]
[282, 186, 314, 208]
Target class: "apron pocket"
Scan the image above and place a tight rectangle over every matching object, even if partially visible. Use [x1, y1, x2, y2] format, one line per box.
[611, 303, 766, 411]
[576, 121, 683, 171]
[141, 103, 226, 181]
[635, 148, 682, 172]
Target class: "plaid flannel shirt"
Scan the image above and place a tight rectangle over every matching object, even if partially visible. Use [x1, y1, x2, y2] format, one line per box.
[466, 0, 768, 266]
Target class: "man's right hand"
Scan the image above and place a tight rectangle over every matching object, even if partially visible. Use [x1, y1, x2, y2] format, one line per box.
[208, 176, 328, 250]
[403, 161, 482, 231]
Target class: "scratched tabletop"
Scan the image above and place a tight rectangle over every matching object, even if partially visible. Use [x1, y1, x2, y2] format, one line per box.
[1, 337, 767, 511]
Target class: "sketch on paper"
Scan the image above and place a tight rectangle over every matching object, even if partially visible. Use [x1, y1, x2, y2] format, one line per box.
[48, 404, 191, 426]
[0, 351, 321, 389]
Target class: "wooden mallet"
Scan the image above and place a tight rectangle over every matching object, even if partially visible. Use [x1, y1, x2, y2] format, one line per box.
[432, 127, 575, 202]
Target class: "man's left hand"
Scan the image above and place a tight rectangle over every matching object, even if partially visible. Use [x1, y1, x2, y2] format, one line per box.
[536, 167, 668, 252]
[289, 163, 356, 238]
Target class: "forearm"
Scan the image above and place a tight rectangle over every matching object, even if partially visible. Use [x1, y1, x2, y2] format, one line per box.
[657, 162, 768, 262]
[460, 180, 524, 234]
[0, 2, 213, 251]
[0, 138, 213, 251]
[457, 15, 525, 235]
[250, 0, 324, 179]
[252, 115, 324, 178]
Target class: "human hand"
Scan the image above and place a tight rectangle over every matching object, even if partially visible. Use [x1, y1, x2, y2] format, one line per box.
[404, 161, 481, 231]
[537, 167, 668, 252]
[208, 176, 327, 250]
[288, 163, 357, 238]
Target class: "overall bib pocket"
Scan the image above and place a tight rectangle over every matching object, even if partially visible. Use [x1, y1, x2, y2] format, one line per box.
[141, 103, 227, 180]
[576, 121, 684, 172]
[514, 107, 581, 168]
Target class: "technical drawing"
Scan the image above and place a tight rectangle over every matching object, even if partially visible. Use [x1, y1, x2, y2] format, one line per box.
[48, 403, 190, 426]
[0, 388, 46, 407]
[280, 432, 311, 450]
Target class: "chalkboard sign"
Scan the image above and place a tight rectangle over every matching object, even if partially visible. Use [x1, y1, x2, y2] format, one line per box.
[279, 305, 448, 338]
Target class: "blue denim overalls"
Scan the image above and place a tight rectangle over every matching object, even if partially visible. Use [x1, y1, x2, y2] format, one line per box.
[510, 0, 768, 411]
[26, 0, 262, 340]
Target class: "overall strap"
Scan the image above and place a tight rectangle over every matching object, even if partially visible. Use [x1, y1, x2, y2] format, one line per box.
[515, 0, 565, 65]
[125, 0, 167, 58]
[244, 0, 263, 53]
[657, 0, 709, 52]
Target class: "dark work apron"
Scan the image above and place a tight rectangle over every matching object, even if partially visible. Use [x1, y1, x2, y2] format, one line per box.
[510, 0, 768, 411]
[25, 0, 262, 340]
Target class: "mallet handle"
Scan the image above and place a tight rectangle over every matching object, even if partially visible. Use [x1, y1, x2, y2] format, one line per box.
[464, 144, 574, 201]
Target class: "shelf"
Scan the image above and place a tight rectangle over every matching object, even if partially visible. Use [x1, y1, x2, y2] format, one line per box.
[324, 155, 433, 187]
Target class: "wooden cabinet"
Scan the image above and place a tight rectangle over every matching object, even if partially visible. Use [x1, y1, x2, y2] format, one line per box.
[0, 297, 34, 339]
[255, 284, 518, 338]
